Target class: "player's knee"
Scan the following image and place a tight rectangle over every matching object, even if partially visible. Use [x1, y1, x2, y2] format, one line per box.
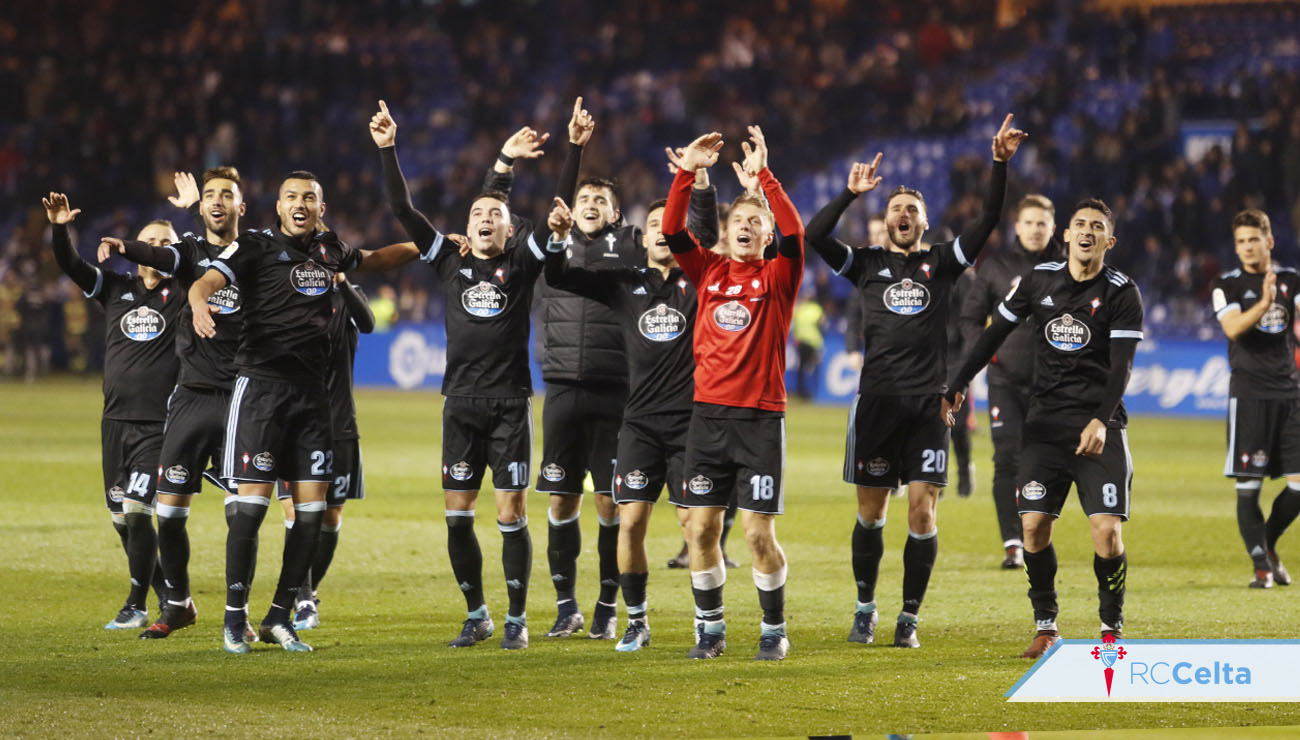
[549, 494, 581, 520]
[593, 492, 617, 520]
[123, 499, 153, 518]
[1021, 516, 1052, 549]
[907, 506, 936, 534]
[323, 506, 343, 528]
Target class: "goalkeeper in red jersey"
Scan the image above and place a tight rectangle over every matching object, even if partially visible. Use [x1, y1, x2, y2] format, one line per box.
[662, 126, 803, 661]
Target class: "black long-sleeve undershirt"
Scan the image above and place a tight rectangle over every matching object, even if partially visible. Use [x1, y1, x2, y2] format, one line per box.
[50, 224, 99, 295]
[946, 311, 1018, 402]
[1094, 339, 1138, 424]
[806, 160, 1008, 272]
[378, 145, 440, 250]
[557, 142, 583, 205]
[338, 278, 375, 334]
[120, 240, 181, 273]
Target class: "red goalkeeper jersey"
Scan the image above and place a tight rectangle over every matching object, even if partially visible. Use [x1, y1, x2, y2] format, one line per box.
[662, 166, 804, 412]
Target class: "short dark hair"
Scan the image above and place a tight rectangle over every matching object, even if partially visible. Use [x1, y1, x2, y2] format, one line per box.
[284, 170, 318, 183]
[474, 190, 509, 205]
[576, 177, 620, 210]
[1233, 209, 1271, 235]
[886, 185, 926, 211]
[203, 166, 241, 186]
[145, 219, 175, 231]
[647, 198, 668, 212]
[1070, 197, 1114, 230]
[1017, 194, 1054, 218]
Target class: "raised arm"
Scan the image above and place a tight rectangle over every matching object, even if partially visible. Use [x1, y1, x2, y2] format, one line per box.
[554, 97, 593, 205]
[541, 197, 613, 303]
[336, 275, 376, 334]
[954, 114, 1025, 265]
[370, 100, 445, 256]
[43, 193, 98, 295]
[97, 237, 182, 274]
[485, 124, 551, 195]
[663, 133, 723, 252]
[806, 154, 882, 273]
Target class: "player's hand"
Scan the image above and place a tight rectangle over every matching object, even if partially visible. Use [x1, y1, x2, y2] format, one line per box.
[847, 153, 884, 194]
[370, 100, 397, 148]
[192, 300, 218, 338]
[97, 237, 126, 263]
[167, 171, 200, 208]
[448, 233, 471, 257]
[1261, 269, 1277, 305]
[568, 96, 594, 146]
[992, 113, 1028, 162]
[670, 132, 723, 173]
[502, 126, 549, 161]
[1075, 418, 1107, 456]
[942, 391, 965, 428]
[42, 192, 81, 225]
[548, 197, 574, 240]
[731, 160, 759, 195]
[740, 125, 768, 176]
[847, 351, 864, 371]
[333, 272, 347, 285]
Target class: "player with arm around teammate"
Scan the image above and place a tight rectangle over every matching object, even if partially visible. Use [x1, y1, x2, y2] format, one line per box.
[542, 187, 707, 651]
[945, 198, 1143, 658]
[1211, 209, 1300, 589]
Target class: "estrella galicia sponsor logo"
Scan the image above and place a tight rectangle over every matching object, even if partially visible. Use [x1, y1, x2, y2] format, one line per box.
[108, 485, 125, 503]
[447, 461, 473, 481]
[638, 304, 687, 342]
[623, 470, 648, 490]
[252, 452, 275, 472]
[289, 260, 331, 296]
[713, 300, 751, 332]
[208, 284, 241, 314]
[1020, 480, 1046, 501]
[882, 278, 930, 315]
[541, 463, 565, 483]
[866, 457, 890, 476]
[688, 475, 713, 494]
[1044, 313, 1091, 352]
[462, 281, 507, 317]
[120, 306, 166, 341]
[1256, 303, 1288, 334]
[164, 465, 189, 485]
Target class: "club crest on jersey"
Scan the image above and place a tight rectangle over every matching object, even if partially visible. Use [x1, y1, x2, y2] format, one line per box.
[462, 281, 507, 317]
[290, 260, 331, 296]
[446, 461, 473, 481]
[1044, 313, 1091, 352]
[920, 262, 932, 278]
[1090, 297, 1102, 316]
[688, 475, 713, 494]
[1020, 481, 1046, 501]
[882, 279, 930, 315]
[120, 306, 166, 341]
[866, 457, 890, 476]
[623, 470, 649, 490]
[1256, 303, 1288, 334]
[252, 452, 275, 472]
[541, 463, 565, 482]
[208, 284, 241, 314]
[638, 304, 687, 342]
[991, 405, 1002, 429]
[164, 465, 189, 484]
[713, 300, 752, 332]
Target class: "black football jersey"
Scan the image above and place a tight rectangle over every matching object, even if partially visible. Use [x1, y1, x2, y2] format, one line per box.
[420, 230, 546, 398]
[151, 233, 244, 391]
[839, 238, 975, 394]
[545, 256, 697, 417]
[1212, 266, 1300, 399]
[86, 268, 184, 421]
[326, 286, 362, 440]
[209, 228, 361, 384]
[998, 261, 1144, 434]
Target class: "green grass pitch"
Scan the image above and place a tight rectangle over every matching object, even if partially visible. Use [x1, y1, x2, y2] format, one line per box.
[1, 378, 1296, 738]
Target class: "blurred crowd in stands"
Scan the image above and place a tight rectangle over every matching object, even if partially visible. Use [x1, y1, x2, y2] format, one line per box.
[1, 0, 1299, 377]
